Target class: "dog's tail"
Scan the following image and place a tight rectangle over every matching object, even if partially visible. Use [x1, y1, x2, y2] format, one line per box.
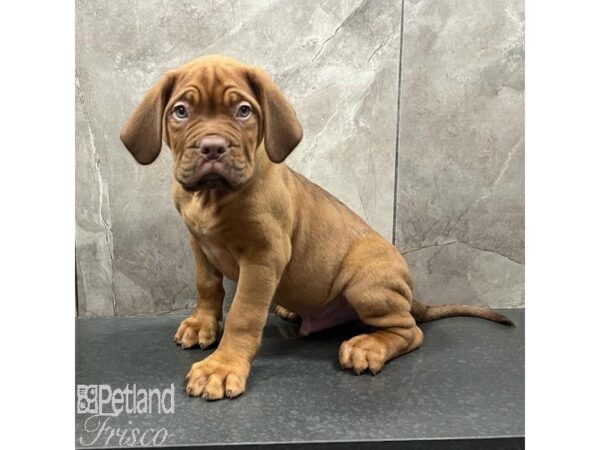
[410, 299, 514, 326]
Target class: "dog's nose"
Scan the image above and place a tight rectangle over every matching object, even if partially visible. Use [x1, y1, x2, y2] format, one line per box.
[199, 135, 229, 160]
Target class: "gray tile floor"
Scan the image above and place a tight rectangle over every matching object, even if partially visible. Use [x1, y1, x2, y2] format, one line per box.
[76, 310, 524, 449]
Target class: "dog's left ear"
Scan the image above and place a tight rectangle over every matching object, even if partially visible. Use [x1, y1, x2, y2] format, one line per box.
[246, 68, 303, 163]
[120, 71, 177, 165]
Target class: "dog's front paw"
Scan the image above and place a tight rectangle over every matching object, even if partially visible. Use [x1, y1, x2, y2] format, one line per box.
[186, 351, 250, 400]
[174, 315, 220, 349]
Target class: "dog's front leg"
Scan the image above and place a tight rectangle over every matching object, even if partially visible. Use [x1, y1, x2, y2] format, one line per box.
[185, 252, 287, 400]
[174, 235, 224, 349]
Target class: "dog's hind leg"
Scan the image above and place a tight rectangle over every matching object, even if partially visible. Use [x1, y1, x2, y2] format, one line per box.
[337, 236, 423, 375]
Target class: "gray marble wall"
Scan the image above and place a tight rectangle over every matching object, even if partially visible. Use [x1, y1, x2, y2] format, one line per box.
[396, 0, 524, 309]
[76, 0, 524, 316]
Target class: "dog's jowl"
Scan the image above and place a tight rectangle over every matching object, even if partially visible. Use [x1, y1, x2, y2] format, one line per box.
[120, 55, 513, 401]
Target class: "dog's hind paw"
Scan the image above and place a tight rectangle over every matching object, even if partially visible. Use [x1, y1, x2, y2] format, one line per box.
[274, 305, 301, 323]
[339, 334, 388, 375]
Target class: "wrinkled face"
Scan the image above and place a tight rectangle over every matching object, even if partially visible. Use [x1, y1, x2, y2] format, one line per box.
[120, 56, 304, 189]
[165, 66, 262, 191]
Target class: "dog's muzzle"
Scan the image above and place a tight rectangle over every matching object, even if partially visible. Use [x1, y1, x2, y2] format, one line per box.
[179, 135, 236, 191]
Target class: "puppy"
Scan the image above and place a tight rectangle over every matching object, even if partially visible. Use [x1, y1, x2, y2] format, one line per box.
[120, 55, 512, 401]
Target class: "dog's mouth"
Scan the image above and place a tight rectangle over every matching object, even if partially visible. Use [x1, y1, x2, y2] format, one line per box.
[180, 172, 233, 191]
[178, 160, 236, 191]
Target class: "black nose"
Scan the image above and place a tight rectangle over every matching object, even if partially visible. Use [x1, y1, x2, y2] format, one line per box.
[199, 135, 229, 160]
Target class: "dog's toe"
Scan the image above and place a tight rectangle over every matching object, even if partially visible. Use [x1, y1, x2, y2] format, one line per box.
[274, 305, 301, 323]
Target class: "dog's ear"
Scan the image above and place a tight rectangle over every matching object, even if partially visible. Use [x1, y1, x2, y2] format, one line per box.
[120, 71, 177, 165]
[246, 68, 303, 163]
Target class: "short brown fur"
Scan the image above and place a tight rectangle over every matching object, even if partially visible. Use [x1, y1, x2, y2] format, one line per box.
[121, 55, 513, 401]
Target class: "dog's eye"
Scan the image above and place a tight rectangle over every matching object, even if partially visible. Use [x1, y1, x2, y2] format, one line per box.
[235, 102, 252, 120]
[172, 103, 189, 120]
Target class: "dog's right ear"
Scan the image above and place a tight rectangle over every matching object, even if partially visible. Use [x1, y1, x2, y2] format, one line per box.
[120, 71, 177, 165]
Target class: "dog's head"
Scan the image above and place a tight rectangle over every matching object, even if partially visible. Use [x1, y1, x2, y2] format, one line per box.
[120, 55, 303, 191]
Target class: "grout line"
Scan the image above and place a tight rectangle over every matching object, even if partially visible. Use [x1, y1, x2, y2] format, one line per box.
[392, 0, 405, 246]
[75, 248, 80, 316]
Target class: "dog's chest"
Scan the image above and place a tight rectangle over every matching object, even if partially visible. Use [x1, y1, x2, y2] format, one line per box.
[181, 201, 219, 236]
[179, 197, 240, 280]
[199, 240, 239, 280]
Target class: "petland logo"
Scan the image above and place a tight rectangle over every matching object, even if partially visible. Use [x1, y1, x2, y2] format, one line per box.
[77, 384, 175, 447]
